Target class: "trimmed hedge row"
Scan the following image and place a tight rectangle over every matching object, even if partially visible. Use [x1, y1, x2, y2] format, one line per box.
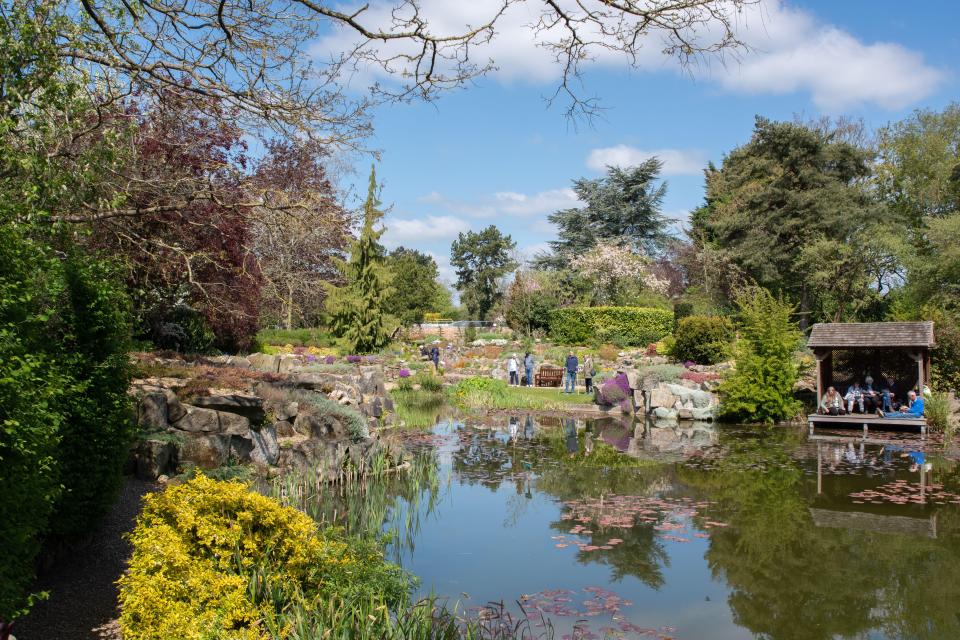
[548, 306, 673, 346]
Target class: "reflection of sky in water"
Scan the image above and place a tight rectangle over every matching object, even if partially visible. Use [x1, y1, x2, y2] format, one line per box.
[386, 416, 960, 639]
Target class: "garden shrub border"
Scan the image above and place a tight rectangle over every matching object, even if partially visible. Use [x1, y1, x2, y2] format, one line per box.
[548, 307, 673, 347]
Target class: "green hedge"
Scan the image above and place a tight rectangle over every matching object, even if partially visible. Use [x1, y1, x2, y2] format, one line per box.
[672, 315, 734, 365]
[548, 307, 673, 346]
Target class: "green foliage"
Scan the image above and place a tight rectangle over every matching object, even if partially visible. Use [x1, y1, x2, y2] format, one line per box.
[450, 225, 517, 320]
[297, 391, 370, 441]
[502, 270, 560, 337]
[452, 377, 587, 410]
[671, 315, 734, 365]
[691, 117, 888, 321]
[876, 102, 960, 223]
[384, 248, 443, 327]
[924, 392, 951, 432]
[673, 302, 693, 330]
[548, 306, 673, 346]
[535, 160, 670, 268]
[0, 225, 65, 620]
[414, 372, 444, 393]
[255, 327, 339, 349]
[718, 288, 803, 424]
[636, 364, 686, 385]
[118, 475, 411, 640]
[150, 306, 217, 354]
[48, 253, 134, 540]
[325, 167, 394, 354]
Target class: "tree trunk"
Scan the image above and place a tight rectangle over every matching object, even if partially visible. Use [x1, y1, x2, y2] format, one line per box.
[285, 283, 294, 330]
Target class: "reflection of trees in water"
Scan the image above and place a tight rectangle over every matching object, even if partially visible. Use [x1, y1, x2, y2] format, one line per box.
[678, 431, 960, 640]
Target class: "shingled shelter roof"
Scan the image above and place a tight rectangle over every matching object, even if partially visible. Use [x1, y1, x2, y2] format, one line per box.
[807, 321, 935, 349]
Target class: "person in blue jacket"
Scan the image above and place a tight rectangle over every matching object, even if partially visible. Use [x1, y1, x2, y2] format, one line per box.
[564, 351, 579, 394]
[878, 390, 924, 419]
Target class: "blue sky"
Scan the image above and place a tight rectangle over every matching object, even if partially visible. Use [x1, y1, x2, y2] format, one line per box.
[328, 0, 960, 286]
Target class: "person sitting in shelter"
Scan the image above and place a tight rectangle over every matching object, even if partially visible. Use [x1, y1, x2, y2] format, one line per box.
[880, 375, 899, 412]
[878, 389, 924, 419]
[862, 376, 880, 413]
[819, 386, 845, 415]
[845, 380, 865, 414]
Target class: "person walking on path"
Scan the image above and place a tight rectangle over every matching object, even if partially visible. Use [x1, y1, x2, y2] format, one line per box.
[564, 351, 579, 394]
[524, 352, 535, 387]
[508, 353, 520, 386]
[583, 355, 595, 395]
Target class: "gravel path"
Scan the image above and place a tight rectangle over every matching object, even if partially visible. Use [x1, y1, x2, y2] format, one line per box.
[15, 478, 156, 640]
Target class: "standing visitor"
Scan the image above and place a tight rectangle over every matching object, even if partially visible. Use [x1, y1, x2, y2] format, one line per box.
[583, 355, 595, 395]
[508, 353, 520, 386]
[524, 352, 535, 387]
[564, 351, 579, 394]
[430, 345, 440, 371]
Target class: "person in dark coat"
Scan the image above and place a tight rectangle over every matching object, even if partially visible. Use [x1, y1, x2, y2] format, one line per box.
[430, 345, 440, 370]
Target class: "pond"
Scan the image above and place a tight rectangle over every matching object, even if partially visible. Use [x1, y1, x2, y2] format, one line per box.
[285, 413, 960, 640]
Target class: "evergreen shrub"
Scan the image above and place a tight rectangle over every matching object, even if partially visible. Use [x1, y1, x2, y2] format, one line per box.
[671, 315, 734, 365]
[118, 475, 410, 640]
[718, 288, 803, 424]
[549, 307, 672, 346]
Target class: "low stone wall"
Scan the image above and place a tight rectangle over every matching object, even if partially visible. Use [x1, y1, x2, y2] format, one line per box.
[129, 356, 398, 480]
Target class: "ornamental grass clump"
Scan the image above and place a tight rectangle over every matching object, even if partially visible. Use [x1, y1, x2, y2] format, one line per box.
[118, 475, 411, 640]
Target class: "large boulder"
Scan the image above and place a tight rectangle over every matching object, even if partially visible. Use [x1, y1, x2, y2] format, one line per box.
[289, 372, 335, 391]
[293, 411, 350, 441]
[648, 388, 678, 410]
[132, 438, 177, 480]
[691, 406, 715, 421]
[218, 411, 251, 436]
[163, 388, 187, 423]
[359, 366, 386, 396]
[664, 383, 714, 409]
[277, 438, 345, 478]
[172, 405, 221, 433]
[190, 390, 265, 423]
[137, 392, 169, 429]
[249, 425, 280, 466]
[653, 406, 679, 421]
[180, 434, 230, 468]
[279, 354, 305, 373]
[205, 355, 251, 369]
[248, 353, 281, 373]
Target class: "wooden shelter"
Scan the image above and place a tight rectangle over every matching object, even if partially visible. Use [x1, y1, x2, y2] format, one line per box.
[809, 321, 935, 404]
[807, 322, 934, 434]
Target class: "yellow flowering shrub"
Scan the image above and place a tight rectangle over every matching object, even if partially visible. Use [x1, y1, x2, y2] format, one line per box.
[119, 475, 410, 639]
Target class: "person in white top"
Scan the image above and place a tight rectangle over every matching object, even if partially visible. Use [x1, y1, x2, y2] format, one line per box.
[507, 354, 520, 386]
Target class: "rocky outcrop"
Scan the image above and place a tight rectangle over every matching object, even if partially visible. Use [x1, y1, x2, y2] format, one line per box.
[597, 368, 721, 425]
[130, 360, 397, 479]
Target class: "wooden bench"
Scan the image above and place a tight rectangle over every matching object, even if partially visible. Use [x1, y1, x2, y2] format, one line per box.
[535, 366, 564, 387]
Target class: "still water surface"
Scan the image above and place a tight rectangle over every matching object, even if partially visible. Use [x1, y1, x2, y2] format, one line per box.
[369, 415, 960, 639]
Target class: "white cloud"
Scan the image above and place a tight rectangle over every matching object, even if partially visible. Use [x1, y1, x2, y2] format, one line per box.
[715, 3, 945, 110]
[419, 188, 581, 218]
[586, 146, 706, 175]
[381, 215, 470, 248]
[313, 0, 943, 111]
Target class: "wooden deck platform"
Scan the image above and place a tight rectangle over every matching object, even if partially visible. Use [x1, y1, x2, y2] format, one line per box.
[807, 413, 927, 437]
[810, 508, 937, 538]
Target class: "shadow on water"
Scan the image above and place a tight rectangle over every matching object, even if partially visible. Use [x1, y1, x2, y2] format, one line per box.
[273, 408, 960, 640]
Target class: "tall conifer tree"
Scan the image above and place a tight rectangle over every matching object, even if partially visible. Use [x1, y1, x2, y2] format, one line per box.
[325, 166, 393, 353]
